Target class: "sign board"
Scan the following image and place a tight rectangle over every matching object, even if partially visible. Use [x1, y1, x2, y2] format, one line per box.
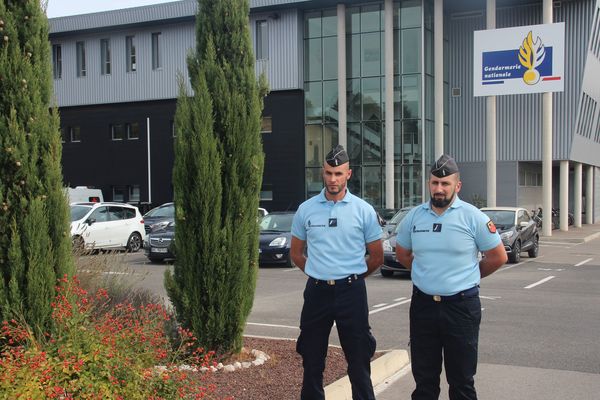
[473, 23, 564, 97]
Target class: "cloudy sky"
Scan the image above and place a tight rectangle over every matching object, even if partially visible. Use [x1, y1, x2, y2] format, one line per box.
[46, 0, 178, 18]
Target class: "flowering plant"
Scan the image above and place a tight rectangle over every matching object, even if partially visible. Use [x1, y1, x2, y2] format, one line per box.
[0, 276, 216, 399]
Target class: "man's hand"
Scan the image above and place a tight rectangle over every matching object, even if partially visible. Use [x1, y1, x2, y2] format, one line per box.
[290, 236, 307, 272]
[365, 239, 383, 276]
[395, 245, 414, 271]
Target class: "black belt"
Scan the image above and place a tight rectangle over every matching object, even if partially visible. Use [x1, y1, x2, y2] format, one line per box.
[312, 274, 364, 286]
[413, 285, 479, 302]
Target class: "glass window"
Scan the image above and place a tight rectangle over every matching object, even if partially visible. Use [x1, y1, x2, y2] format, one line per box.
[76, 41, 86, 77]
[393, 75, 402, 119]
[425, 74, 434, 121]
[126, 36, 136, 72]
[425, 29, 433, 75]
[109, 206, 125, 220]
[323, 80, 338, 123]
[304, 38, 322, 81]
[101, 38, 111, 75]
[70, 126, 81, 142]
[123, 208, 135, 219]
[363, 120, 382, 164]
[346, 34, 361, 78]
[401, 0, 422, 29]
[256, 20, 268, 60]
[361, 4, 381, 32]
[152, 32, 161, 70]
[362, 77, 381, 121]
[305, 82, 322, 123]
[305, 125, 322, 167]
[402, 164, 422, 206]
[402, 119, 421, 164]
[402, 75, 420, 119]
[346, 78, 361, 122]
[402, 28, 421, 74]
[128, 185, 140, 202]
[361, 32, 381, 77]
[260, 184, 273, 201]
[393, 29, 401, 75]
[89, 206, 110, 223]
[305, 11, 321, 38]
[323, 124, 338, 154]
[347, 123, 362, 164]
[111, 124, 125, 140]
[127, 122, 139, 140]
[346, 7, 361, 34]
[52, 44, 62, 79]
[348, 165, 362, 197]
[112, 187, 125, 202]
[171, 120, 175, 137]
[322, 9, 337, 37]
[306, 168, 323, 198]
[261, 116, 272, 133]
[363, 166, 382, 207]
[322, 36, 338, 80]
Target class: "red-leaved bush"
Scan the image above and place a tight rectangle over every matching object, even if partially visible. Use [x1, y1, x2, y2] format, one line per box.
[0, 275, 219, 399]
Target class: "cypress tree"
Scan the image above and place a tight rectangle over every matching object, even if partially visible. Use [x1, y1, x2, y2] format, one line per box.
[165, 0, 266, 355]
[0, 1, 73, 333]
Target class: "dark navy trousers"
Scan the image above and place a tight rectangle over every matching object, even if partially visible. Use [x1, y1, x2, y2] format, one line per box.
[410, 286, 481, 400]
[297, 276, 376, 400]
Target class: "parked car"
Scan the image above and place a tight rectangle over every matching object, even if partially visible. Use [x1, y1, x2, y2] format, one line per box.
[481, 207, 539, 263]
[144, 221, 176, 262]
[380, 207, 414, 277]
[382, 207, 413, 238]
[374, 207, 398, 222]
[142, 202, 174, 234]
[258, 207, 269, 218]
[259, 211, 295, 267]
[70, 202, 146, 252]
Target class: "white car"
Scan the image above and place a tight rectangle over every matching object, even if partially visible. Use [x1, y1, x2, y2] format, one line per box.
[70, 202, 146, 252]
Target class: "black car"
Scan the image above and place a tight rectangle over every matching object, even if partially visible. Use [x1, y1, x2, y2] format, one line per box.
[380, 207, 414, 277]
[142, 202, 174, 234]
[258, 212, 295, 267]
[144, 221, 175, 262]
[481, 207, 539, 263]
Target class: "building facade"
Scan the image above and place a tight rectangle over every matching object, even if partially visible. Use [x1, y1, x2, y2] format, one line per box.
[49, 0, 600, 222]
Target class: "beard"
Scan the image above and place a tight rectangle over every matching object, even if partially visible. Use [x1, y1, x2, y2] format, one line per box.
[324, 181, 346, 196]
[430, 192, 454, 208]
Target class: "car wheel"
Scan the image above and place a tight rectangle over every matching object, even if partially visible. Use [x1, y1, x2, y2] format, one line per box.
[509, 240, 521, 263]
[147, 256, 163, 263]
[528, 236, 539, 258]
[126, 232, 142, 252]
[380, 268, 394, 277]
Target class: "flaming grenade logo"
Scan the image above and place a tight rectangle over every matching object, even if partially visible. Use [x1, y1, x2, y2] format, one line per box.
[518, 31, 546, 85]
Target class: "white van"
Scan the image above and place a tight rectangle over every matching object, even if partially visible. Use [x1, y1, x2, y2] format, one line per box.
[65, 186, 104, 203]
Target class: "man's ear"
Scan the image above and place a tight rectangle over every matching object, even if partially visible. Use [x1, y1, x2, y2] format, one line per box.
[347, 168, 352, 180]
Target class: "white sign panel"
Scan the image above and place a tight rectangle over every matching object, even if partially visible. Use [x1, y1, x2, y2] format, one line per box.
[473, 23, 564, 97]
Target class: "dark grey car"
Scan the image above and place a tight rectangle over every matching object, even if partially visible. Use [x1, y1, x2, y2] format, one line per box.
[481, 207, 539, 263]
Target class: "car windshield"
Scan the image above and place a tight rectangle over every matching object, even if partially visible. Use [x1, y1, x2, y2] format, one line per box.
[144, 204, 174, 218]
[259, 214, 294, 233]
[392, 210, 411, 234]
[482, 210, 515, 228]
[70, 205, 92, 221]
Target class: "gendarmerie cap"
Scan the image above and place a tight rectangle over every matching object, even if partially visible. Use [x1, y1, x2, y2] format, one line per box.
[431, 154, 459, 178]
[325, 145, 349, 167]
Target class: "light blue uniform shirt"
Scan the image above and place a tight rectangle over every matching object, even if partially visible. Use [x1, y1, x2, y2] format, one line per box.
[396, 197, 501, 296]
[292, 189, 382, 280]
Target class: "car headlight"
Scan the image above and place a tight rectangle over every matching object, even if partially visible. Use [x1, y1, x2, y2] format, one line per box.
[269, 237, 287, 247]
[500, 231, 514, 240]
[383, 239, 392, 252]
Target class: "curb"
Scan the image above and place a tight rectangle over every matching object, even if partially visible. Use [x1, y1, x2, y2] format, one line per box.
[324, 349, 410, 400]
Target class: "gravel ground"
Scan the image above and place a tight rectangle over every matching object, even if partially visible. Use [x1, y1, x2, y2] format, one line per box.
[202, 336, 353, 400]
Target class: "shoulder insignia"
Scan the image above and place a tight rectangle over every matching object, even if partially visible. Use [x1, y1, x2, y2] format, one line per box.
[487, 220, 497, 234]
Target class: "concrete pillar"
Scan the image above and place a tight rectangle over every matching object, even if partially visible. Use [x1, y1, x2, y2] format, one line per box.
[486, 0, 497, 207]
[384, 0, 394, 208]
[434, 0, 444, 159]
[573, 162, 582, 227]
[559, 160, 569, 231]
[586, 165, 594, 224]
[337, 3, 347, 149]
[541, 0, 553, 236]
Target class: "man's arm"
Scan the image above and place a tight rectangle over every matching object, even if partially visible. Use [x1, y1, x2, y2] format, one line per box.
[290, 236, 307, 272]
[479, 243, 508, 278]
[365, 239, 383, 276]
[395, 245, 414, 271]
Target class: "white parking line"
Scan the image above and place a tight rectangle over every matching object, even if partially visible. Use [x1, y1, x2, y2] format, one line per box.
[372, 303, 388, 308]
[246, 322, 299, 330]
[393, 297, 407, 302]
[575, 258, 593, 267]
[369, 299, 411, 315]
[524, 275, 555, 289]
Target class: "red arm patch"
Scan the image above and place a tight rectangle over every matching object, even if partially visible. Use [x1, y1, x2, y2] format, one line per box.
[487, 220, 497, 234]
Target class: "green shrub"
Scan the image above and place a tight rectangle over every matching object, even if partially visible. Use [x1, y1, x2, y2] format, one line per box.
[0, 276, 216, 399]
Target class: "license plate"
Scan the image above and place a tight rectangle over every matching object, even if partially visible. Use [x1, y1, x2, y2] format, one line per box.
[152, 248, 168, 253]
[258, 248, 262, 253]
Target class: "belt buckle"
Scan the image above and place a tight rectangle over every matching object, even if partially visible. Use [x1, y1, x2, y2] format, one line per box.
[326, 280, 336, 286]
[433, 295, 442, 302]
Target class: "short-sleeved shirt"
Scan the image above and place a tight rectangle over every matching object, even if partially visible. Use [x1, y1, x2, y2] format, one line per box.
[292, 189, 382, 280]
[395, 196, 501, 296]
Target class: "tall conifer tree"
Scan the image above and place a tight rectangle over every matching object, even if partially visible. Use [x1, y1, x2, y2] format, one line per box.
[0, 0, 73, 332]
[165, 0, 266, 355]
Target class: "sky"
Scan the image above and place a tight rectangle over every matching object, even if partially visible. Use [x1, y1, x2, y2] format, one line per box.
[46, 0, 178, 18]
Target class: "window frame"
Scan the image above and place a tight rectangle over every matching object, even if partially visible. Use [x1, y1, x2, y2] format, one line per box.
[76, 41, 86, 77]
[151, 32, 162, 70]
[100, 38, 111, 75]
[110, 124, 125, 141]
[70, 126, 81, 143]
[126, 35, 136, 72]
[52, 44, 62, 79]
[256, 20, 268, 60]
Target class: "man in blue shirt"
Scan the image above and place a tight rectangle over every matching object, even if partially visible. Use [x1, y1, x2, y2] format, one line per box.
[291, 145, 383, 400]
[395, 154, 507, 400]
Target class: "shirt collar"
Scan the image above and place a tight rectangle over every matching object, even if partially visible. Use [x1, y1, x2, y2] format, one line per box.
[421, 195, 464, 212]
[318, 188, 352, 203]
